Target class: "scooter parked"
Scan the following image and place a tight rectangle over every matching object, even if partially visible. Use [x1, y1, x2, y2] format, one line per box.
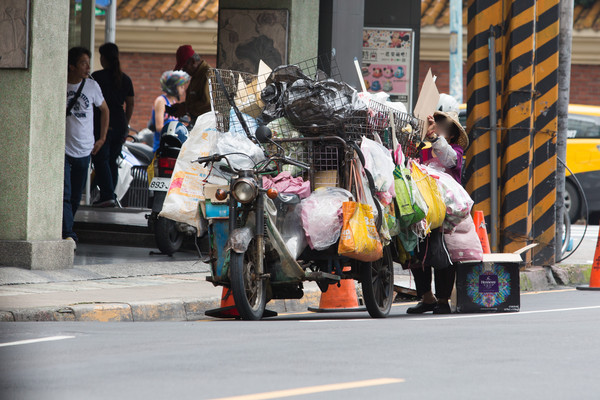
[147, 120, 200, 255]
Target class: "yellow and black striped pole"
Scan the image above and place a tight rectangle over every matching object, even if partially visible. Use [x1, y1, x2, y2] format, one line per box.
[465, 0, 559, 265]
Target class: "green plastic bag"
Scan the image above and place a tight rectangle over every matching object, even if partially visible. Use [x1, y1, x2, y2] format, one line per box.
[393, 165, 425, 228]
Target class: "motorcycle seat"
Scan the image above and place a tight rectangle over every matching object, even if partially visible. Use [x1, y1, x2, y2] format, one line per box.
[124, 142, 154, 165]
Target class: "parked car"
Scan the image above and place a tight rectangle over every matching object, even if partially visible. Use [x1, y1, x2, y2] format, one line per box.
[458, 104, 600, 223]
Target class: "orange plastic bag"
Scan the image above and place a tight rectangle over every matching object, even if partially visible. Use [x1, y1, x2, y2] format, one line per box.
[338, 160, 383, 262]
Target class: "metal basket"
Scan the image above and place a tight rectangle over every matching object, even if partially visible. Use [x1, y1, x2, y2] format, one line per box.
[208, 54, 341, 134]
[344, 100, 424, 159]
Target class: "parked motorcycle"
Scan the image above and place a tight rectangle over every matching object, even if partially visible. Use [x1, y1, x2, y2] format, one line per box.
[147, 120, 201, 255]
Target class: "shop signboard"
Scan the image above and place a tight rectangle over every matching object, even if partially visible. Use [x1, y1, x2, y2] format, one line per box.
[361, 27, 414, 111]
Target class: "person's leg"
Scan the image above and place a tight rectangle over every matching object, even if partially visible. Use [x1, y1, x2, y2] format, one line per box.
[407, 266, 437, 314]
[91, 137, 115, 204]
[70, 155, 91, 217]
[108, 132, 123, 190]
[62, 155, 75, 240]
[433, 265, 457, 314]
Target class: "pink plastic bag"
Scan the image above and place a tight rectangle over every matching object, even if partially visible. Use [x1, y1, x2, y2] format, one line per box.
[443, 214, 483, 262]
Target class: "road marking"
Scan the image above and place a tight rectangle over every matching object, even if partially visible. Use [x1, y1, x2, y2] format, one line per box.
[208, 378, 404, 400]
[406, 305, 600, 321]
[0, 335, 75, 348]
[521, 288, 576, 295]
[299, 319, 371, 323]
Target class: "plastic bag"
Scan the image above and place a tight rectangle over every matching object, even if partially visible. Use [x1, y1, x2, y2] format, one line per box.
[338, 201, 383, 262]
[360, 137, 395, 193]
[215, 130, 266, 171]
[260, 65, 311, 123]
[283, 79, 356, 134]
[393, 165, 426, 228]
[410, 160, 445, 234]
[228, 108, 258, 138]
[160, 112, 224, 234]
[300, 187, 354, 251]
[421, 164, 474, 231]
[281, 204, 308, 259]
[338, 159, 383, 261]
[444, 214, 483, 262]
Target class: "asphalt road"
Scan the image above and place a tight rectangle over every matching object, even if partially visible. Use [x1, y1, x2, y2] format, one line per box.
[562, 224, 599, 264]
[1, 289, 600, 400]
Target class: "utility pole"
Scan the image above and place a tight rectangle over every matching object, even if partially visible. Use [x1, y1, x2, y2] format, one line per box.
[556, 0, 574, 260]
[449, 0, 463, 103]
[105, 0, 116, 43]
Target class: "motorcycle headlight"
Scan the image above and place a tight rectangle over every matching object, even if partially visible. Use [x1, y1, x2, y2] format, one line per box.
[232, 178, 258, 203]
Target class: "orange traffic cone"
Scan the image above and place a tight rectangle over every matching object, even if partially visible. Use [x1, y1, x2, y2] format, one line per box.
[308, 267, 366, 313]
[577, 222, 600, 291]
[473, 210, 491, 254]
[205, 287, 240, 318]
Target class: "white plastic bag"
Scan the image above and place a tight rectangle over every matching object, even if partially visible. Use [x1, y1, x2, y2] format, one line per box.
[160, 112, 225, 234]
[300, 187, 354, 251]
[360, 137, 395, 193]
[215, 131, 266, 170]
[421, 164, 474, 230]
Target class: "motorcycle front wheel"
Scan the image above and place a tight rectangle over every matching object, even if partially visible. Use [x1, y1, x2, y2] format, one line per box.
[230, 242, 266, 321]
[360, 246, 394, 318]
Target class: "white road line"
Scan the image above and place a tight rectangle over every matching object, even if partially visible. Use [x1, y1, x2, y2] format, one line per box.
[208, 378, 404, 400]
[407, 305, 600, 321]
[0, 335, 75, 348]
[300, 319, 371, 323]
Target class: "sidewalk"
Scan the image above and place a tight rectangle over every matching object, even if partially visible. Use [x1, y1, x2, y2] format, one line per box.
[0, 244, 592, 322]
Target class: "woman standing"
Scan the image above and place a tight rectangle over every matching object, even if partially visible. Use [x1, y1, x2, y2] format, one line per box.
[406, 104, 469, 315]
[91, 42, 135, 207]
[150, 71, 189, 152]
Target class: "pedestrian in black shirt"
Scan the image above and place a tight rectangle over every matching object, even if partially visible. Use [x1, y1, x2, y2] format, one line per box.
[91, 42, 135, 207]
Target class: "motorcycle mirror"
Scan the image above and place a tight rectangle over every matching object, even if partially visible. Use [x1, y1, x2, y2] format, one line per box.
[255, 125, 273, 143]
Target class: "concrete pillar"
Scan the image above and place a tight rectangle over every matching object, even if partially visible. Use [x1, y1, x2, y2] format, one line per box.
[0, 0, 74, 269]
[219, 0, 320, 65]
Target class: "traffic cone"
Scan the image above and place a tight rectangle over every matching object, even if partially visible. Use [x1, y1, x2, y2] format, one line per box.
[308, 267, 366, 313]
[473, 210, 491, 254]
[205, 287, 240, 318]
[577, 221, 600, 291]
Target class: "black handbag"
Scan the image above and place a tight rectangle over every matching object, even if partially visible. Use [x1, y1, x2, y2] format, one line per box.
[413, 228, 452, 269]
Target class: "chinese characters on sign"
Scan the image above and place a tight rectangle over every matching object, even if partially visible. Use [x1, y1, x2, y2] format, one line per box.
[361, 28, 414, 111]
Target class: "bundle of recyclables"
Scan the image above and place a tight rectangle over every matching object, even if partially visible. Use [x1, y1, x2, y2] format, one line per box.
[160, 56, 478, 264]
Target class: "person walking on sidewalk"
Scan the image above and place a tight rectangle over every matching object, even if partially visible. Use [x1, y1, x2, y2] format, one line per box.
[407, 97, 469, 315]
[167, 45, 211, 124]
[91, 42, 135, 207]
[149, 70, 189, 152]
[63, 47, 109, 243]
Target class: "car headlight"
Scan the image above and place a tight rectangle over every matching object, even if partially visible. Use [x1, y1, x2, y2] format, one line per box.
[232, 178, 258, 203]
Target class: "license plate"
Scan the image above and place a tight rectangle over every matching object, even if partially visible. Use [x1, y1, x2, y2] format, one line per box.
[149, 177, 171, 192]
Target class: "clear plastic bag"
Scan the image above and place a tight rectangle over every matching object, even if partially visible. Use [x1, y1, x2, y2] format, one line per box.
[300, 187, 354, 250]
[421, 164, 474, 231]
[214, 131, 266, 171]
[360, 137, 395, 193]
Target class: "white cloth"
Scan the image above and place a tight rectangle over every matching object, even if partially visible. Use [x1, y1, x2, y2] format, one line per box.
[65, 79, 105, 158]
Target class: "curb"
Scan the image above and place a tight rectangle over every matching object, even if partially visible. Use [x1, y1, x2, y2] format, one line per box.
[0, 265, 592, 322]
[0, 290, 322, 323]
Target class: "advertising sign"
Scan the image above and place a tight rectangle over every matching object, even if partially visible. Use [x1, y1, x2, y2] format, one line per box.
[361, 27, 414, 111]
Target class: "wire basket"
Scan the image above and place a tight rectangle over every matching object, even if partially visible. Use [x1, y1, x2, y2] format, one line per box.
[345, 100, 424, 159]
[208, 54, 341, 134]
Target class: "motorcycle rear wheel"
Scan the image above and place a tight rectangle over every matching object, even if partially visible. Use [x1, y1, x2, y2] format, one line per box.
[230, 242, 266, 321]
[360, 246, 394, 318]
[154, 217, 184, 255]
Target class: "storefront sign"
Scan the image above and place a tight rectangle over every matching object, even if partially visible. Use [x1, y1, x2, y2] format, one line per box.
[361, 27, 414, 111]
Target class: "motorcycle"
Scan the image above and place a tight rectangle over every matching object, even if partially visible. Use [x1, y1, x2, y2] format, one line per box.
[196, 126, 394, 320]
[147, 120, 203, 255]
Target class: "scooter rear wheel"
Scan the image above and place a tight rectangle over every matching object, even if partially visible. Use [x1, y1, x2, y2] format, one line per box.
[360, 246, 394, 318]
[230, 242, 266, 321]
[154, 217, 184, 255]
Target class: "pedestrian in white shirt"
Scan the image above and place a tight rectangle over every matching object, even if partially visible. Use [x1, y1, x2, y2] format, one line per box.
[63, 47, 109, 244]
